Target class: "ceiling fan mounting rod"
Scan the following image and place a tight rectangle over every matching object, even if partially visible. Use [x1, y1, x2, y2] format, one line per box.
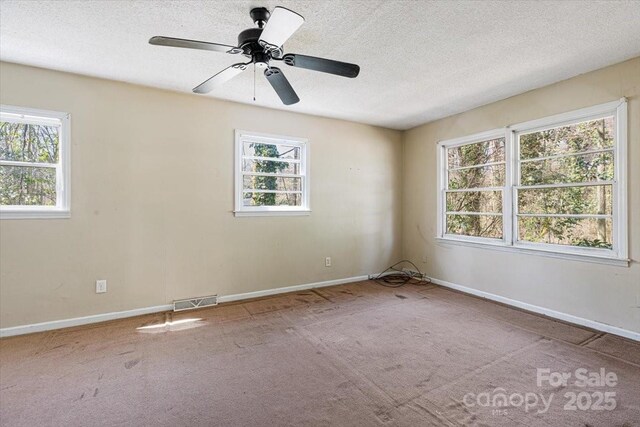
[250, 7, 270, 29]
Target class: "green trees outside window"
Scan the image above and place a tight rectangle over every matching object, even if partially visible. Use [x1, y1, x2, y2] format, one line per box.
[517, 117, 614, 248]
[446, 138, 505, 238]
[443, 116, 616, 250]
[239, 138, 305, 209]
[0, 121, 59, 206]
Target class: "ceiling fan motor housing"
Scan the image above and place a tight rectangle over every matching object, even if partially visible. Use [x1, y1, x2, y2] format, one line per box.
[237, 27, 262, 50]
[238, 7, 284, 63]
[237, 28, 273, 66]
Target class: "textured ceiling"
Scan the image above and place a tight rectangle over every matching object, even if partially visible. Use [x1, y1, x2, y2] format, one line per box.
[1, 0, 640, 130]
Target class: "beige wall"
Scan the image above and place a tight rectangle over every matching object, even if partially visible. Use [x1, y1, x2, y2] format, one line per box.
[0, 62, 403, 328]
[403, 57, 640, 333]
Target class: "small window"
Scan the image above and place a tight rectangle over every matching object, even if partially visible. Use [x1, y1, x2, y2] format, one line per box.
[437, 99, 628, 265]
[234, 130, 309, 216]
[0, 105, 70, 219]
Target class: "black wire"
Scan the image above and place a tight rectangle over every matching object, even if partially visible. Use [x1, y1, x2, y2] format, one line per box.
[370, 259, 431, 288]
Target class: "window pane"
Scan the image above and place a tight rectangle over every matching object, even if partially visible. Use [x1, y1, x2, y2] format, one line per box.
[0, 121, 59, 163]
[447, 164, 505, 189]
[243, 175, 302, 192]
[0, 165, 56, 206]
[243, 159, 300, 175]
[518, 185, 612, 215]
[519, 116, 614, 160]
[518, 216, 612, 249]
[447, 138, 504, 169]
[446, 190, 502, 213]
[520, 151, 613, 185]
[242, 192, 302, 207]
[242, 141, 300, 160]
[446, 214, 502, 239]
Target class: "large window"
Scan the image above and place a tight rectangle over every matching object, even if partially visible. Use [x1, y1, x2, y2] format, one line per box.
[234, 130, 309, 216]
[0, 105, 70, 219]
[437, 99, 627, 265]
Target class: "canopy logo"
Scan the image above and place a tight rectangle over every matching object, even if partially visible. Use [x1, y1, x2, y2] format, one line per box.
[462, 368, 618, 416]
[463, 388, 553, 414]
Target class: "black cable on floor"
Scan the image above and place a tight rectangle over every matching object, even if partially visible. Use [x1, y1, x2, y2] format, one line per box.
[369, 260, 431, 288]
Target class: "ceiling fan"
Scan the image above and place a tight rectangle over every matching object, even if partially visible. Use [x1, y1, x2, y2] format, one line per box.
[149, 6, 360, 105]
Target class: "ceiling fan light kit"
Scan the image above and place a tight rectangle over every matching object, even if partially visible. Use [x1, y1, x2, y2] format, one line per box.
[149, 6, 360, 105]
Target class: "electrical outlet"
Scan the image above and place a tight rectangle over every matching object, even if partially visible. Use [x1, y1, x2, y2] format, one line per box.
[325, 257, 332, 267]
[96, 280, 107, 294]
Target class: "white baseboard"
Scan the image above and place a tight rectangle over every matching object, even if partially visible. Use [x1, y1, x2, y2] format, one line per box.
[217, 275, 369, 303]
[0, 275, 370, 338]
[428, 277, 640, 342]
[0, 304, 173, 338]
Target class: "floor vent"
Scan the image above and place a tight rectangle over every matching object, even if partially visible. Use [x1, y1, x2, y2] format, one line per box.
[173, 295, 218, 312]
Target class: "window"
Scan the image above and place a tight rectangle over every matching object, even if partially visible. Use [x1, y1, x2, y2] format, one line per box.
[437, 99, 627, 265]
[444, 132, 506, 240]
[0, 105, 70, 219]
[234, 130, 309, 216]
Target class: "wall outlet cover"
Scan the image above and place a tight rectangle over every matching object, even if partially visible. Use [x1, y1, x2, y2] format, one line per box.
[96, 280, 107, 293]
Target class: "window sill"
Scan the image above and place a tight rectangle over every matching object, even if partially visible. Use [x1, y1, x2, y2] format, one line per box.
[234, 209, 311, 217]
[435, 236, 629, 267]
[0, 209, 71, 220]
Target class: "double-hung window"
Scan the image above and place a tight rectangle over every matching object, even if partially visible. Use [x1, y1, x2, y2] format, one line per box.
[442, 130, 507, 241]
[0, 105, 70, 219]
[437, 99, 627, 265]
[234, 130, 309, 216]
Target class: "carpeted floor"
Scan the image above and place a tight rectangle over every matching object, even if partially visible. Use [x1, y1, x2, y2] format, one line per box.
[1, 280, 639, 426]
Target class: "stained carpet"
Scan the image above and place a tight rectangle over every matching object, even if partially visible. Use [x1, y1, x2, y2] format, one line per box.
[1, 281, 638, 426]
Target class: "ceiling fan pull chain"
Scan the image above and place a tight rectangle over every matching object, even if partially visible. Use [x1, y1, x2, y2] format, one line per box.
[253, 63, 256, 101]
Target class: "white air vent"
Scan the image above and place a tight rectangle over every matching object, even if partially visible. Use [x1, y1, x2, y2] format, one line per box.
[173, 295, 218, 312]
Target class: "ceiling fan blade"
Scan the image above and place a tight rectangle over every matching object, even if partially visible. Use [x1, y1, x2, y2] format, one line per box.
[193, 63, 249, 94]
[258, 7, 304, 50]
[149, 36, 242, 54]
[264, 67, 299, 105]
[282, 54, 360, 78]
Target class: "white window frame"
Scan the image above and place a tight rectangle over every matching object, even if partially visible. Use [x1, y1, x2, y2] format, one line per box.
[436, 128, 510, 245]
[234, 130, 310, 217]
[0, 105, 71, 219]
[436, 99, 628, 266]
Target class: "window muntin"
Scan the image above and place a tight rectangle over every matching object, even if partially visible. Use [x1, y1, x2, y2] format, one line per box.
[444, 137, 506, 240]
[437, 99, 627, 263]
[235, 131, 309, 215]
[0, 106, 70, 219]
[515, 116, 616, 250]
